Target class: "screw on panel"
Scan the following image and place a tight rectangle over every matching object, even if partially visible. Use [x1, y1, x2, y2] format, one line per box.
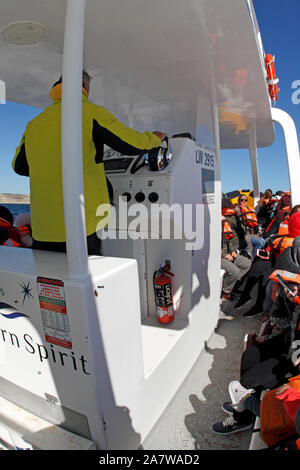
[94, 286, 104, 296]
[101, 413, 107, 431]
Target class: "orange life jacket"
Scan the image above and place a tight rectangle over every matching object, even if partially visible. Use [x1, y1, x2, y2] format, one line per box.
[238, 204, 258, 229]
[0, 217, 22, 245]
[269, 269, 300, 306]
[275, 191, 291, 219]
[260, 389, 296, 447]
[222, 208, 236, 217]
[263, 197, 271, 208]
[3, 238, 21, 247]
[266, 196, 282, 218]
[271, 236, 294, 259]
[261, 375, 300, 448]
[281, 204, 291, 214]
[270, 269, 300, 285]
[18, 224, 32, 237]
[268, 196, 278, 207]
[278, 220, 289, 236]
[0, 218, 12, 230]
[221, 215, 234, 240]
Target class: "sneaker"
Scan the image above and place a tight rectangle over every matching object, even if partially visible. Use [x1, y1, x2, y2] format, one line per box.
[212, 415, 253, 435]
[219, 310, 234, 321]
[222, 401, 235, 414]
[228, 380, 254, 412]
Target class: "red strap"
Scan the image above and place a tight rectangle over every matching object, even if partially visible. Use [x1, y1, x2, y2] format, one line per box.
[3, 238, 20, 247]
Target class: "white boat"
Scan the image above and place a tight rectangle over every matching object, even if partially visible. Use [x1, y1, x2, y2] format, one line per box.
[0, 0, 299, 450]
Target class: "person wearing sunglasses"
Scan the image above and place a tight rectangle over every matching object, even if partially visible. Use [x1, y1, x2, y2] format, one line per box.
[234, 195, 265, 257]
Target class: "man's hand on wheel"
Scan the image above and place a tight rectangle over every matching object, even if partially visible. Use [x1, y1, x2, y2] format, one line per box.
[152, 131, 168, 141]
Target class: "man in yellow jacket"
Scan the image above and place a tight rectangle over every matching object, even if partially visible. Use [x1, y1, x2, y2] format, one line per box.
[12, 71, 166, 254]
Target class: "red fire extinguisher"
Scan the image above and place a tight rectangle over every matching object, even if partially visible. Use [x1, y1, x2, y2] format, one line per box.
[153, 264, 175, 324]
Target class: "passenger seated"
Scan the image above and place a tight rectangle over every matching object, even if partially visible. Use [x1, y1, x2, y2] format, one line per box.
[212, 375, 300, 448]
[274, 204, 300, 238]
[233, 211, 300, 318]
[260, 377, 300, 449]
[15, 212, 32, 248]
[269, 190, 283, 221]
[262, 205, 300, 316]
[263, 190, 291, 239]
[212, 237, 300, 436]
[0, 205, 22, 246]
[221, 198, 252, 300]
[234, 194, 265, 257]
[255, 189, 273, 229]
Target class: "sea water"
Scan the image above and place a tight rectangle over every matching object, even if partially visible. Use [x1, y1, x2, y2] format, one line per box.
[2, 203, 30, 220]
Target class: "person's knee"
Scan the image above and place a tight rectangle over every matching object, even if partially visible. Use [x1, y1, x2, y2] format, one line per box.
[234, 256, 252, 275]
[226, 264, 240, 279]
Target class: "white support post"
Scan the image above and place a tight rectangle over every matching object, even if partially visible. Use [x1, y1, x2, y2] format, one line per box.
[61, 0, 88, 278]
[249, 120, 260, 206]
[212, 104, 221, 189]
[271, 107, 300, 206]
[211, 103, 222, 259]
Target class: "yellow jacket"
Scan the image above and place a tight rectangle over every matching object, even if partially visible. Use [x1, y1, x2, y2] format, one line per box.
[12, 84, 161, 242]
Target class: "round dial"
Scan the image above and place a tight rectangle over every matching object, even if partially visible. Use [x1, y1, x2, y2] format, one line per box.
[148, 192, 159, 203]
[135, 192, 145, 203]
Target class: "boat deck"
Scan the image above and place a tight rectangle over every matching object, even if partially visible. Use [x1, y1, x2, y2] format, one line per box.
[143, 301, 262, 450]
[0, 297, 267, 451]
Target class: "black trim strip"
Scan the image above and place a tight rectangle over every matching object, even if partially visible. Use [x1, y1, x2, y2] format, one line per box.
[13, 143, 29, 176]
[92, 119, 157, 163]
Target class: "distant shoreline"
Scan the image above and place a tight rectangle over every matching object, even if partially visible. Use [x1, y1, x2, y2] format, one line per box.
[0, 194, 30, 205]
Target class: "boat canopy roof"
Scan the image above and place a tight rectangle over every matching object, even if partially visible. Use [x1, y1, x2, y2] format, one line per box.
[0, 0, 274, 149]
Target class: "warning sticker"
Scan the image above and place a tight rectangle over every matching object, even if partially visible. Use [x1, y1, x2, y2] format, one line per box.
[37, 277, 72, 349]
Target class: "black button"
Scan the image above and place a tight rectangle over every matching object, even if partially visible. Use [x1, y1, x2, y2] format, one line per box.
[135, 192, 145, 202]
[122, 192, 131, 202]
[149, 192, 159, 203]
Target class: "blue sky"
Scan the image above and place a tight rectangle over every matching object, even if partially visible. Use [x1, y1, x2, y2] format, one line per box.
[221, 0, 300, 194]
[0, 102, 39, 194]
[0, 0, 300, 196]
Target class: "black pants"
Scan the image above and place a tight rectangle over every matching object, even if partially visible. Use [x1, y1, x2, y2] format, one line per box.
[233, 395, 261, 424]
[235, 258, 273, 312]
[240, 332, 292, 391]
[32, 232, 101, 256]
